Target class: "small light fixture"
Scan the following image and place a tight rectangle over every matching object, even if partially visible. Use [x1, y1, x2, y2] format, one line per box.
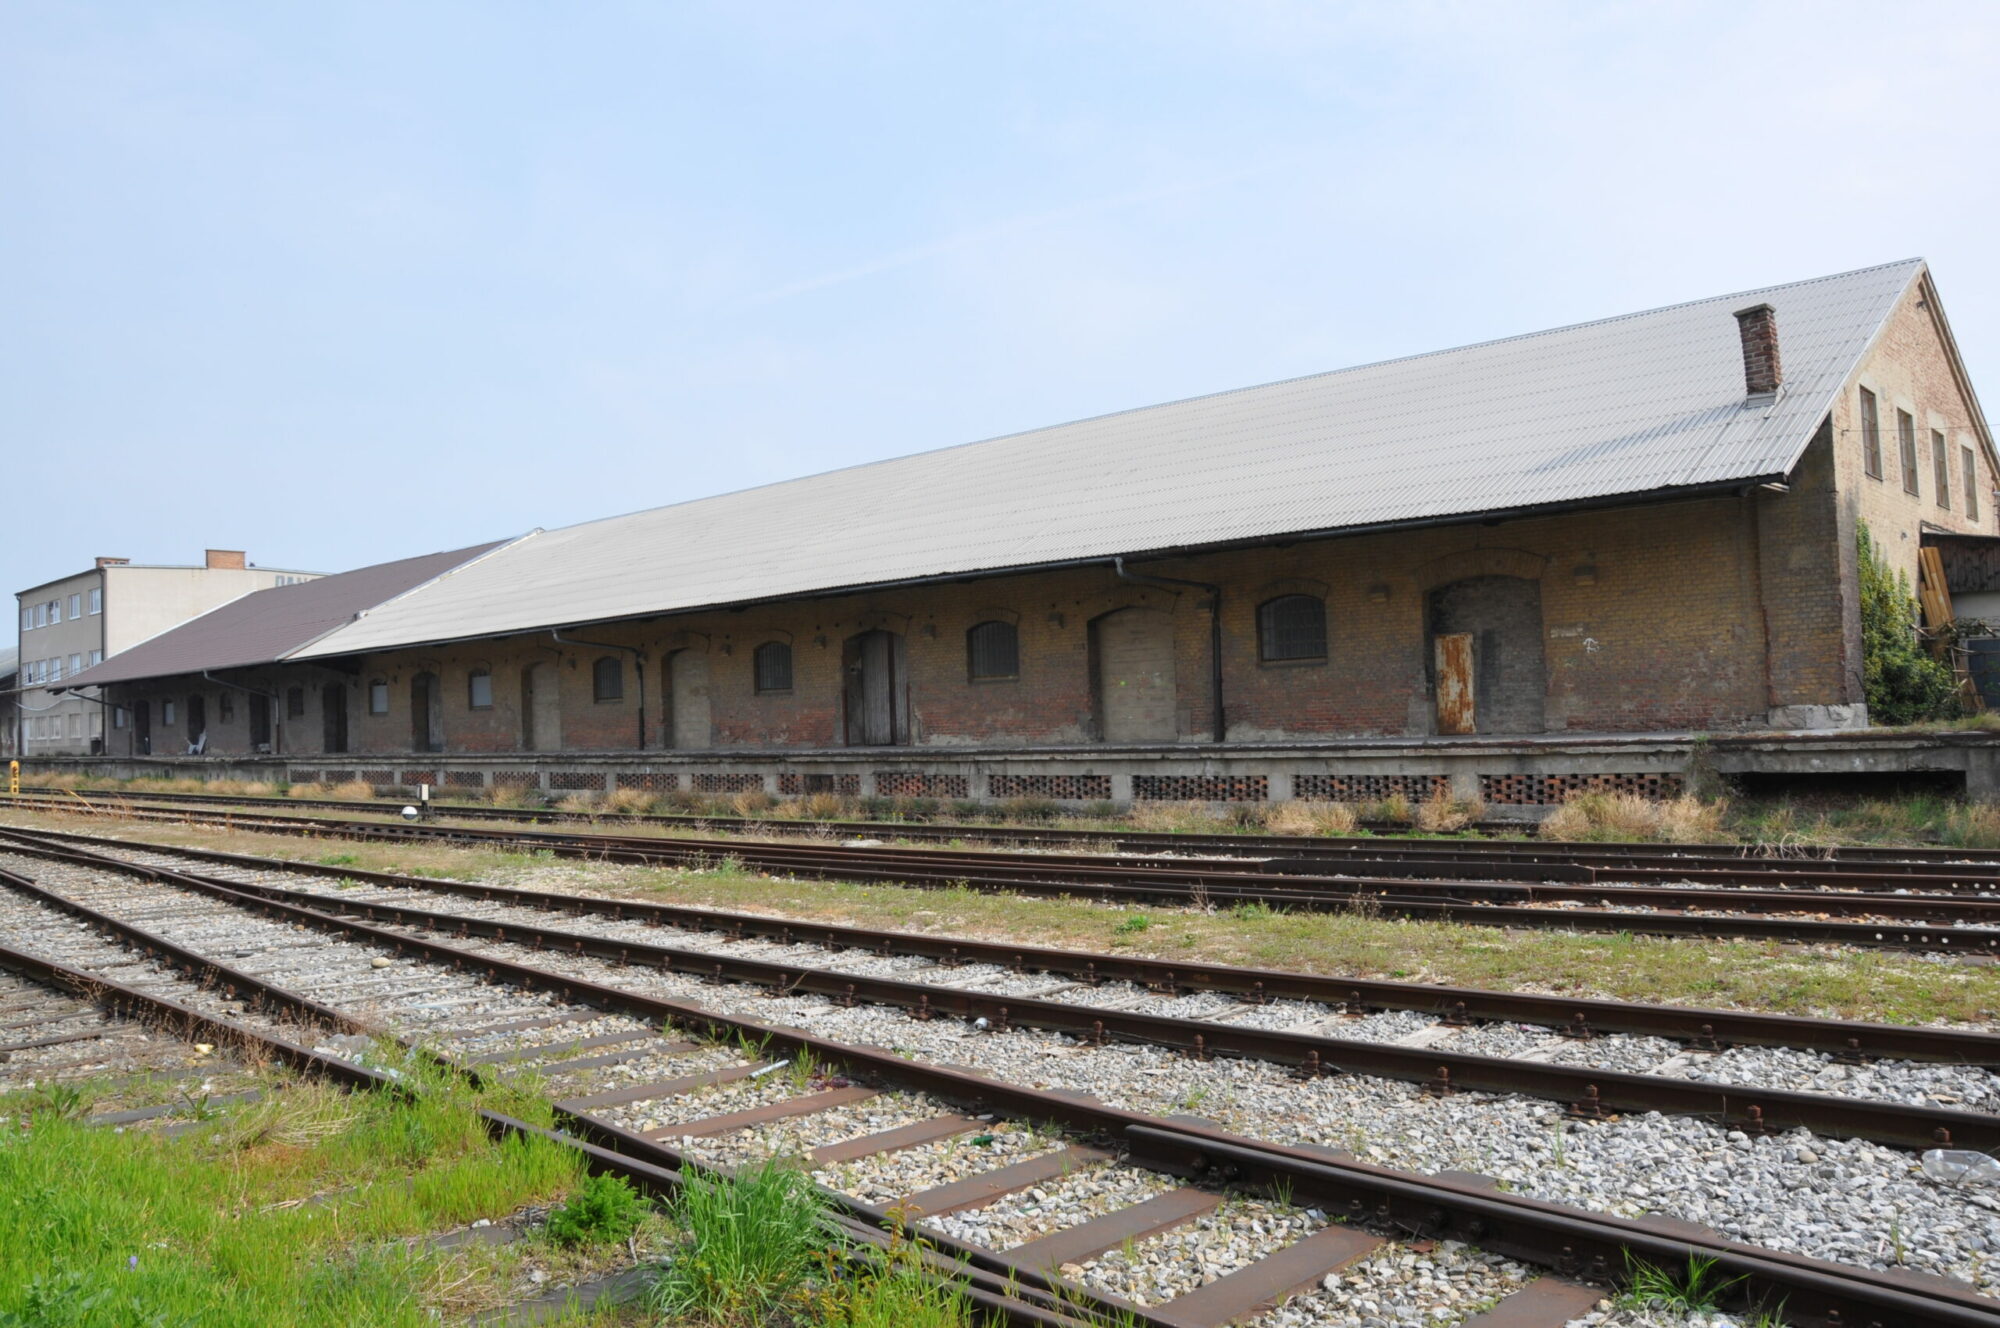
[1367, 584, 1390, 605]
[1573, 564, 1598, 586]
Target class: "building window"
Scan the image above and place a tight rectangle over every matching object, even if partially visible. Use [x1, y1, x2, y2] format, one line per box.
[286, 687, 305, 719]
[1935, 430, 1952, 509]
[368, 680, 390, 714]
[89, 650, 102, 666]
[1859, 387, 1882, 479]
[592, 657, 623, 703]
[49, 658, 62, 682]
[68, 654, 81, 675]
[468, 669, 494, 709]
[1259, 595, 1328, 661]
[1898, 410, 1919, 495]
[753, 642, 793, 694]
[113, 706, 128, 730]
[218, 693, 234, 723]
[967, 621, 1019, 680]
[163, 700, 177, 725]
[88, 588, 101, 615]
[1967, 448, 1982, 522]
[68, 593, 81, 619]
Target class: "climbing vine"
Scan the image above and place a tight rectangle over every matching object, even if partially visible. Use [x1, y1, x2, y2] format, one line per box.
[1858, 522, 1959, 725]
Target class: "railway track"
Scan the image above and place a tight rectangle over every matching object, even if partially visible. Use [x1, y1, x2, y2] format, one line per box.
[0, 826, 1996, 1323]
[18, 782, 2000, 884]
[13, 796, 2000, 953]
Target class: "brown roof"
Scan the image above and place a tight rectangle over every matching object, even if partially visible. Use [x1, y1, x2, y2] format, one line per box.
[61, 542, 508, 689]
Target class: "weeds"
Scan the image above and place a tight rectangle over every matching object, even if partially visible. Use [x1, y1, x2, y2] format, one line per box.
[1618, 1252, 1745, 1313]
[544, 1173, 648, 1247]
[1539, 792, 1726, 844]
[648, 1160, 829, 1321]
[1263, 800, 1360, 836]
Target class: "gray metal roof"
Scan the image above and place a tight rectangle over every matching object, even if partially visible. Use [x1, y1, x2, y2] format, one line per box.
[293, 260, 1927, 659]
[63, 542, 509, 688]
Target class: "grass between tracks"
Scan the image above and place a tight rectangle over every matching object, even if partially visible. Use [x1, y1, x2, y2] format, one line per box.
[3, 806, 1994, 1029]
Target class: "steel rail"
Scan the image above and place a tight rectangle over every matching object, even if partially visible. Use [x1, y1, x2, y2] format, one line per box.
[9, 806, 2000, 953]
[17, 783, 2000, 878]
[15, 820, 1994, 1065]
[0, 843, 1977, 1328]
[3, 831, 1991, 1154]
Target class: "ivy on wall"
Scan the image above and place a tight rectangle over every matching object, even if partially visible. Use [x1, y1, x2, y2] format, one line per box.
[1859, 522, 1959, 725]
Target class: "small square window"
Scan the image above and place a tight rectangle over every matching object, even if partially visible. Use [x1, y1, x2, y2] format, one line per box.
[369, 681, 390, 715]
[163, 701, 178, 725]
[88, 588, 102, 615]
[468, 671, 493, 709]
[68, 593, 81, 618]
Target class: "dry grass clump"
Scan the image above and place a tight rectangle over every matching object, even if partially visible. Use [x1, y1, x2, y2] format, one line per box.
[1540, 792, 1727, 844]
[1263, 800, 1360, 836]
[730, 789, 777, 816]
[555, 793, 602, 813]
[1412, 789, 1484, 833]
[605, 787, 658, 815]
[326, 780, 376, 801]
[1368, 793, 1415, 825]
[1126, 801, 1231, 834]
[1941, 801, 2000, 850]
[486, 782, 537, 808]
[285, 782, 325, 800]
[796, 791, 857, 821]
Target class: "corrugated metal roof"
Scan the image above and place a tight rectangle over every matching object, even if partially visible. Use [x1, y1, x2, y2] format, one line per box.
[292, 260, 1925, 659]
[63, 542, 509, 688]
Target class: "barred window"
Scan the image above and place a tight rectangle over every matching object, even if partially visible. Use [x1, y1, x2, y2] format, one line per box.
[967, 620, 1019, 680]
[1899, 410, 1919, 495]
[468, 669, 493, 709]
[753, 642, 793, 693]
[286, 687, 305, 719]
[1258, 595, 1327, 661]
[592, 657, 623, 703]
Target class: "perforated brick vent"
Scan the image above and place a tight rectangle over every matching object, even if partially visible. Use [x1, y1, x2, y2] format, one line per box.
[492, 770, 540, 788]
[988, 774, 1113, 801]
[360, 769, 397, 786]
[401, 771, 438, 788]
[320, 769, 356, 783]
[1480, 772, 1686, 805]
[445, 771, 485, 788]
[288, 769, 321, 784]
[550, 772, 607, 791]
[1133, 775, 1268, 802]
[778, 773, 861, 795]
[874, 772, 970, 799]
[1295, 774, 1444, 802]
[693, 773, 765, 793]
[619, 773, 681, 792]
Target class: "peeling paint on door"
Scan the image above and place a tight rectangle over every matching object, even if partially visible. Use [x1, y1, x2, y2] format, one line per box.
[1435, 633, 1476, 735]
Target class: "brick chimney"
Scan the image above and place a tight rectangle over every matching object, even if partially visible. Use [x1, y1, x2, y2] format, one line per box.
[94, 557, 129, 568]
[204, 549, 247, 570]
[1733, 303, 1782, 396]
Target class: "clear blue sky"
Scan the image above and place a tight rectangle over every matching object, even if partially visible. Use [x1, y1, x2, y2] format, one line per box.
[5, 1, 1998, 593]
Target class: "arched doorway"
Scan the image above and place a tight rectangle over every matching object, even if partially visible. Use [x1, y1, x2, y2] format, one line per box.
[664, 649, 711, 748]
[521, 662, 562, 752]
[1090, 608, 1177, 742]
[1426, 575, 1546, 734]
[410, 672, 442, 752]
[842, 630, 908, 746]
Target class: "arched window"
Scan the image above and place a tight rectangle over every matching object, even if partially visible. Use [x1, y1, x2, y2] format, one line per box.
[592, 656, 624, 703]
[753, 641, 793, 694]
[467, 668, 493, 709]
[967, 620, 1019, 680]
[1258, 595, 1327, 661]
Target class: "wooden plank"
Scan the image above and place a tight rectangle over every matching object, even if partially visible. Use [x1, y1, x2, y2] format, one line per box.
[1457, 1276, 1603, 1327]
[899, 1146, 1110, 1218]
[1006, 1187, 1222, 1270]
[809, 1114, 980, 1165]
[1435, 633, 1476, 735]
[647, 1084, 877, 1140]
[1920, 546, 1956, 635]
[1153, 1225, 1383, 1328]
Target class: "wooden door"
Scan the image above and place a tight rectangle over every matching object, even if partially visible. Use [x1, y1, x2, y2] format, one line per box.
[134, 700, 151, 755]
[249, 694, 272, 751]
[321, 685, 348, 754]
[842, 631, 905, 746]
[1092, 609, 1177, 742]
[667, 650, 711, 748]
[1434, 634, 1476, 735]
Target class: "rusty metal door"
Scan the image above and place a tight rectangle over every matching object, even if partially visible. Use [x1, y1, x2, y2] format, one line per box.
[1435, 633, 1476, 735]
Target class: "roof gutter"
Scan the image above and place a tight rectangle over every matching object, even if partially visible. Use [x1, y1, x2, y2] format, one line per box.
[549, 631, 646, 751]
[1113, 557, 1225, 744]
